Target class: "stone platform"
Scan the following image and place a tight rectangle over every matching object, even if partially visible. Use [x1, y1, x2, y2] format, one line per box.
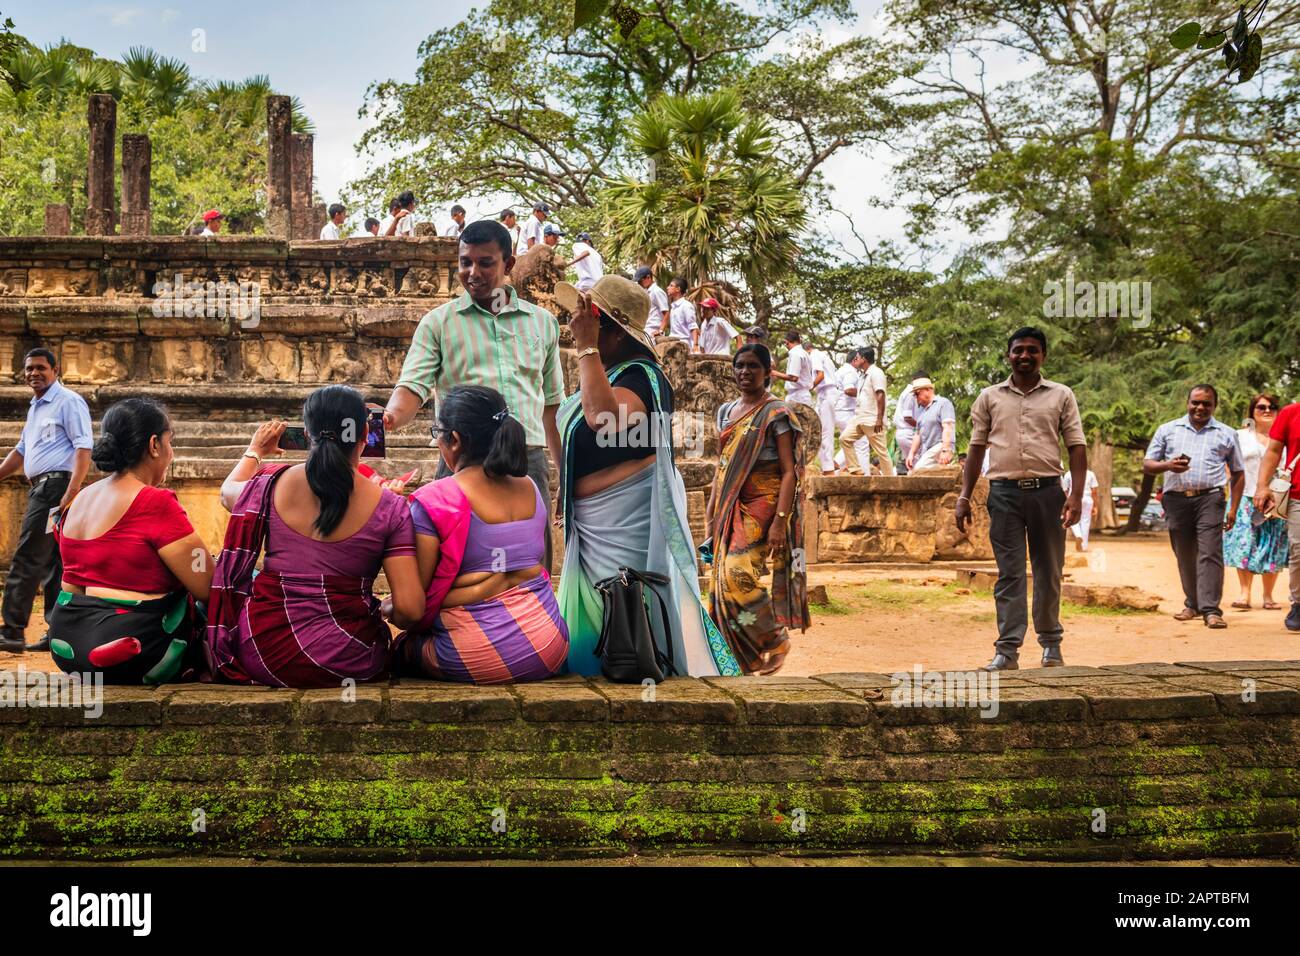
[2, 664, 1297, 861]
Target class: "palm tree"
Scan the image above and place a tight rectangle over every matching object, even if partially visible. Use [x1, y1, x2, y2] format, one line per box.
[603, 91, 807, 318]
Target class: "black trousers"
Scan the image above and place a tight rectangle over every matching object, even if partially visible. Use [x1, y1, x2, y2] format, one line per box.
[1162, 489, 1225, 618]
[2, 474, 68, 637]
[435, 446, 554, 573]
[986, 480, 1066, 657]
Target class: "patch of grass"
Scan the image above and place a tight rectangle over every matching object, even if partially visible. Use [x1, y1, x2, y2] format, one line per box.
[858, 581, 962, 611]
[1060, 602, 1148, 618]
[810, 599, 854, 616]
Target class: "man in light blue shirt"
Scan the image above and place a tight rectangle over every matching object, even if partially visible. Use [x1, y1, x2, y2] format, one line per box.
[1143, 384, 1245, 629]
[906, 378, 957, 471]
[0, 349, 93, 652]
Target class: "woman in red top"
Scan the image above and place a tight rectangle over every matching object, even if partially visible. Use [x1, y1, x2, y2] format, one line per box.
[1254, 401, 1300, 632]
[50, 398, 212, 683]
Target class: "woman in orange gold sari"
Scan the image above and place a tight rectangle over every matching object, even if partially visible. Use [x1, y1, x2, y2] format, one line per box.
[705, 344, 809, 674]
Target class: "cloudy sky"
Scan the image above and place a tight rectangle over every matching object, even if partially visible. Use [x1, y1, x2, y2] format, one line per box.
[9, 0, 1000, 261]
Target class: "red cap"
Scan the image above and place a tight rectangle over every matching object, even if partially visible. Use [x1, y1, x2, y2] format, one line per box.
[202, 209, 223, 222]
[700, 297, 721, 309]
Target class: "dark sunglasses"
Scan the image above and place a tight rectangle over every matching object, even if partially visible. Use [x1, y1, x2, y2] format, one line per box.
[1255, 403, 1279, 412]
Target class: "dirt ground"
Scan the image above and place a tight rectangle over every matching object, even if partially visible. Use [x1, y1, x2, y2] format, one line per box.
[785, 532, 1299, 675]
[2, 533, 1295, 677]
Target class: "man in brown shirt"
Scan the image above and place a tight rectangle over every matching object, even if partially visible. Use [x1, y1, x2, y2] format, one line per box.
[956, 327, 1088, 670]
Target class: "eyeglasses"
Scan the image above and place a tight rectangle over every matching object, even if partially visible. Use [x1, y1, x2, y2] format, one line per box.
[429, 424, 449, 441]
[1255, 403, 1279, 412]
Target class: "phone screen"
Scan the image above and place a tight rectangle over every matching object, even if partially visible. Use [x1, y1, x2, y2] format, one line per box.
[279, 426, 309, 451]
[363, 409, 385, 458]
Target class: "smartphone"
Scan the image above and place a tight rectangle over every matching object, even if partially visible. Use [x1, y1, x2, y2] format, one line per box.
[279, 426, 309, 451]
[363, 408, 385, 458]
[1175, 453, 1191, 461]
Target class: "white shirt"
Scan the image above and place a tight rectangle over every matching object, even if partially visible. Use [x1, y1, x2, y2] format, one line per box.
[200, 227, 216, 236]
[784, 344, 815, 405]
[439, 220, 464, 238]
[505, 224, 522, 254]
[521, 215, 546, 249]
[698, 316, 739, 355]
[834, 363, 858, 417]
[856, 364, 888, 423]
[1236, 426, 1268, 490]
[319, 221, 341, 240]
[571, 241, 605, 291]
[810, 348, 838, 399]
[1062, 469, 1099, 503]
[379, 214, 414, 237]
[646, 283, 670, 336]
[668, 298, 698, 342]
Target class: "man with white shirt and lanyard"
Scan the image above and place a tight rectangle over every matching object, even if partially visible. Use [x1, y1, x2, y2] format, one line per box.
[569, 232, 605, 292]
[1143, 384, 1246, 629]
[440, 204, 466, 238]
[808, 343, 840, 473]
[521, 202, 549, 251]
[665, 277, 699, 351]
[772, 330, 815, 410]
[0, 349, 93, 653]
[635, 267, 670, 342]
[696, 298, 739, 355]
[319, 203, 346, 240]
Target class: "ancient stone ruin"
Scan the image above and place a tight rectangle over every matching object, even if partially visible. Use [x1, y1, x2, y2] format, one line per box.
[1, 95, 990, 570]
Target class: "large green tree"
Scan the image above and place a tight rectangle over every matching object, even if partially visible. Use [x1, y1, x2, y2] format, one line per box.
[883, 0, 1299, 525]
[348, 0, 921, 214]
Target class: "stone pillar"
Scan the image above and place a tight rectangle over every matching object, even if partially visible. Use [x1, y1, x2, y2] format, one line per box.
[85, 94, 117, 236]
[290, 132, 315, 240]
[44, 204, 71, 236]
[265, 95, 293, 238]
[120, 134, 152, 237]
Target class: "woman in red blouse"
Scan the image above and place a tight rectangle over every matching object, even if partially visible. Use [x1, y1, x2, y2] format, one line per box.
[50, 398, 212, 683]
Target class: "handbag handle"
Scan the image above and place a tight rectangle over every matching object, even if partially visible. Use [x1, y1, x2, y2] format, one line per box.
[592, 567, 677, 678]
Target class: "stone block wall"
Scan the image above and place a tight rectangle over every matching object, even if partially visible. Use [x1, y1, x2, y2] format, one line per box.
[811, 473, 993, 563]
[2, 664, 1298, 861]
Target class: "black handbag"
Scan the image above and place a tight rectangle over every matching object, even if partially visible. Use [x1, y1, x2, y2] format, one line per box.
[592, 567, 676, 683]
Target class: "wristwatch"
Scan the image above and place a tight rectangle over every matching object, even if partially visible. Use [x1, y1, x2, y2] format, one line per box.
[776, 510, 789, 519]
[576, 347, 599, 361]
[242, 450, 263, 466]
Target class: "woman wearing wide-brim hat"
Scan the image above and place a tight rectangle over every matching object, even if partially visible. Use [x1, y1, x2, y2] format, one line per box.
[553, 275, 741, 677]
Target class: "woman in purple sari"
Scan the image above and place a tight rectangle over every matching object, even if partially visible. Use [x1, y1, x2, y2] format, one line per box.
[390, 385, 567, 683]
[206, 385, 426, 687]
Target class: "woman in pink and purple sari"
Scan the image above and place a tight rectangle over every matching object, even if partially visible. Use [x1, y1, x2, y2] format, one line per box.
[389, 385, 567, 683]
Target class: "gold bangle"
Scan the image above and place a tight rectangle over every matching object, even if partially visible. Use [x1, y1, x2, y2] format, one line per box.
[576, 347, 599, 361]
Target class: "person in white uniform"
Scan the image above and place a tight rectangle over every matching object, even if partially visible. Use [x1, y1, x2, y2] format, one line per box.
[666, 277, 699, 351]
[771, 330, 815, 410]
[439, 204, 466, 237]
[636, 266, 670, 342]
[319, 203, 346, 240]
[1062, 468, 1099, 550]
[832, 350, 868, 473]
[696, 298, 739, 355]
[570, 232, 605, 292]
[809, 345, 840, 473]
[500, 209, 522, 254]
[520, 202, 549, 251]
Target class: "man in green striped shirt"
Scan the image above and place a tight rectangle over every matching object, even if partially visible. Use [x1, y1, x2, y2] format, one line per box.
[384, 219, 565, 566]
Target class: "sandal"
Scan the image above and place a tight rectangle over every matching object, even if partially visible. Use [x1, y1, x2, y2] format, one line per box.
[1231, 600, 1251, 610]
[1263, 600, 1281, 610]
